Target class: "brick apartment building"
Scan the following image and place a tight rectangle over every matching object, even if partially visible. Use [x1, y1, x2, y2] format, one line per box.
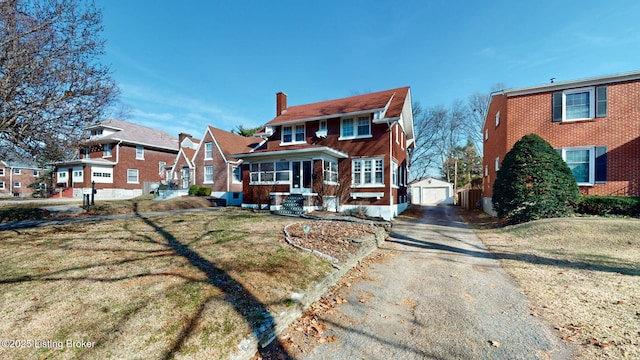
[483, 70, 640, 215]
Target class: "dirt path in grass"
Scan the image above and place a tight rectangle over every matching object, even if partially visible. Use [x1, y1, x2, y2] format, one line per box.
[286, 205, 572, 359]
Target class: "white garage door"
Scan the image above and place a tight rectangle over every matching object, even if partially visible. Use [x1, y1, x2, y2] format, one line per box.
[422, 187, 448, 204]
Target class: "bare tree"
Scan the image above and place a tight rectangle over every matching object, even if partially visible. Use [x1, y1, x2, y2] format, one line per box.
[408, 102, 444, 180]
[465, 83, 505, 153]
[0, 0, 118, 163]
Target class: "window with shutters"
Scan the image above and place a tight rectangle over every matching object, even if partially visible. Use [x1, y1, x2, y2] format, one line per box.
[558, 146, 607, 186]
[552, 86, 607, 122]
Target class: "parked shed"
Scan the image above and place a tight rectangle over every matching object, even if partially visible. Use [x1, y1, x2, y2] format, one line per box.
[410, 178, 454, 205]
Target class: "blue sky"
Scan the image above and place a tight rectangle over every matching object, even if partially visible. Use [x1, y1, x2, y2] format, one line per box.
[98, 0, 640, 138]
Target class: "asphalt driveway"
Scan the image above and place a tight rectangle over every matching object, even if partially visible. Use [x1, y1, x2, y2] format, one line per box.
[299, 205, 571, 359]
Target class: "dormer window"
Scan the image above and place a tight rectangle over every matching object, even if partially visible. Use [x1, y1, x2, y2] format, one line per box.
[340, 116, 371, 140]
[281, 124, 305, 145]
[316, 120, 328, 138]
[89, 129, 103, 138]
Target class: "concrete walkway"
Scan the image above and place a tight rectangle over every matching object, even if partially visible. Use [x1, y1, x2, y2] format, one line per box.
[299, 205, 571, 359]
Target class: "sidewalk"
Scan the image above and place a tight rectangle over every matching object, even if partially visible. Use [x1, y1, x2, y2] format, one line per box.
[297, 205, 571, 359]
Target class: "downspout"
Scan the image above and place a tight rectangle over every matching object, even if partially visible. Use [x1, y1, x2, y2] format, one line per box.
[115, 140, 122, 165]
[389, 122, 393, 218]
[226, 162, 230, 192]
[9, 166, 13, 195]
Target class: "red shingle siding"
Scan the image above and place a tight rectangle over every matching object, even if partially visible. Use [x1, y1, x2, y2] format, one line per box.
[484, 79, 640, 198]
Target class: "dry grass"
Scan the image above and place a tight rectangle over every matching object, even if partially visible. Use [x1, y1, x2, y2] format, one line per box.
[458, 209, 640, 359]
[0, 207, 332, 359]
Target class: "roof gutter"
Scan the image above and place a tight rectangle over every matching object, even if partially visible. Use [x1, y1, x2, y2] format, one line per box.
[267, 107, 387, 127]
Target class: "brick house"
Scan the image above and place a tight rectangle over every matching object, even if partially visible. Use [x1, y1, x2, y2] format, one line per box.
[0, 161, 48, 197]
[54, 119, 179, 200]
[233, 87, 414, 220]
[170, 126, 259, 205]
[170, 132, 200, 191]
[482, 70, 640, 215]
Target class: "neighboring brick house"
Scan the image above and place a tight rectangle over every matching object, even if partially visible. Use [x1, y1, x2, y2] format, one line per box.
[170, 132, 200, 191]
[482, 70, 640, 215]
[0, 161, 48, 197]
[175, 126, 262, 205]
[233, 87, 414, 220]
[54, 119, 179, 200]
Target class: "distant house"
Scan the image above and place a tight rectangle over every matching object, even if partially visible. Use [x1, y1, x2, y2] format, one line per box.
[169, 126, 259, 205]
[233, 87, 414, 220]
[482, 70, 640, 215]
[170, 132, 200, 191]
[0, 161, 48, 197]
[409, 177, 454, 205]
[54, 119, 179, 200]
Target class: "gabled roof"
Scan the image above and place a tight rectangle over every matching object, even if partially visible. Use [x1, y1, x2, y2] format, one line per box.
[206, 126, 261, 162]
[85, 119, 179, 151]
[266, 87, 411, 125]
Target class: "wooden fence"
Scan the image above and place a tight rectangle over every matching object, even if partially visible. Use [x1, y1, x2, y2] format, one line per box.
[457, 189, 482, 210]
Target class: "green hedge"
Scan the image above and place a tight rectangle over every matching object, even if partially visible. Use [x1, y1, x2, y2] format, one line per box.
[577, 196, 640, 216]
[188, 185, 212, 197]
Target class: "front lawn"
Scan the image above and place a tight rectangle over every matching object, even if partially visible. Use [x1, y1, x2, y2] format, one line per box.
[0, 208, 332, 359]
[458, 209, 640, 359]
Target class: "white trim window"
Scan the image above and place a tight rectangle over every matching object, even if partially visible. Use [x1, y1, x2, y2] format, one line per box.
[33, 170, 39, 177]
[319, 120, 327, 131]
[281, 125, 306, 145]
[352, 158, 384, 187]
[136, 146, 144, 160]
[204, 166, 214, 184]
[0, 168, 4, 176]
[250, 162, 292, 184]
[13, 168, 21, 175]
[395, 124, 399, 144]
[340, 116, 371, 140]
[392, 161, 399, 187]
[103, 143, 112, 157]
[495, 157, 500, 172]
[323, 160, 338, 184]
[559, 147, 595, 185]
[232, 166, 242, 183]
[565, 88, 594, 120]
[495, 111, 500, 127]
[73, 170, 83, 182]
[0, 181, 4, 189]
[127, 169, 139, 184]
[553, 86, 607, 122]
[14, 181, 21, 188]
[204, 142, 213, 159]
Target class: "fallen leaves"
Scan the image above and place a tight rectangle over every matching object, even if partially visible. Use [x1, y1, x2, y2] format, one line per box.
[286, 221, 379, 262]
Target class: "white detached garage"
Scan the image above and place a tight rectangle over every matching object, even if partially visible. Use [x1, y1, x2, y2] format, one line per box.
[410, 178, 454, 205]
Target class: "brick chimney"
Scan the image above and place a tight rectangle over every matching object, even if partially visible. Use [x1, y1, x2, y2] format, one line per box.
[178, 133, 191, 146]
[276, 92, 287, 116]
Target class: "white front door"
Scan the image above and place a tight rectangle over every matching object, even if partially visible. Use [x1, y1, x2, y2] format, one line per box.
[182, 167, 190, 189]
[290, 160, 312, 194]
